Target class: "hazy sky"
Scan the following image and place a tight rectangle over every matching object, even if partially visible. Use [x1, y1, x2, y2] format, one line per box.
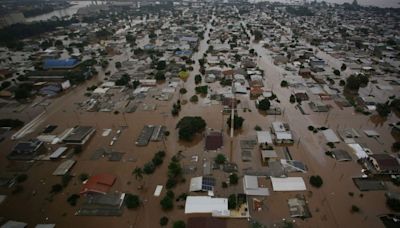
[252, 0, 400, 8]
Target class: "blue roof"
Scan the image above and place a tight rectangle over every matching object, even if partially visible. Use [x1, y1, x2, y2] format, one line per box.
[175, 50, 193, 56]
[43, 59, 79, 69]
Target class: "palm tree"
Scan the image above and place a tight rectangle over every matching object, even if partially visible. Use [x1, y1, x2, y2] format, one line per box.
[132, 167, 143, 181]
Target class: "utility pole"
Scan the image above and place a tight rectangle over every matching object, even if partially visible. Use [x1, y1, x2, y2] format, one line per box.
[229, 79, 236, 162]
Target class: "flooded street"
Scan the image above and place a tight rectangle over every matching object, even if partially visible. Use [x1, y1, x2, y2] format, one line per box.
[0, 2, 398, 228]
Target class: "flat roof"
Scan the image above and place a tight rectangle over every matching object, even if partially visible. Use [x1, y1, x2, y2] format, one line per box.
[52, 159, 76, 176]
[185, 196, 228, 214]
[63, 126, 95, 143]
[322, 129, 340, 143]
[257, 131, 273, 144]
[243, 175, 270, 196]
[154, 185, 163, 197]
[271, 177, 306, 192]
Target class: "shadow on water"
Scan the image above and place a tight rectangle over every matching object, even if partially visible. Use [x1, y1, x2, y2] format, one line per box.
[177, 133, 203, 148]
[369, 114, 387, 127]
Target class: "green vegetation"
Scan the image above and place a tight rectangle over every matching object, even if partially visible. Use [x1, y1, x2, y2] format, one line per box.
[132, 80, 140, 89]
[228, 194, 237, 209]
[125, 194, 140, 209]
[190, 95, 199, 103]
[333, 69, 341, 76]
[341, 63, 347, 71]
[155, 71, 166, 81]
[132, 167, 143, 180]
[351, 205, 360, 213]
[376, 102, 391, 117]
[179, 88, 187, 94]
[50, 184, 63, 193]
[215, 154, 227, 165]
[227, 115, 244, 130]
[160, 216, 169, 226]
[160, 194, 174, 210]
[176, 116, 206, 141]
[309, 175, 323, 188]
[280, 80, 288, 87]
[229, 173, 239, 185]
[0, 19, 78, 49]
[195, 85, 208, 95]
[115, 61, 122, 69]
[254, 125, 262, 131]
[253, 30, 263, 41]
[143, 161, 156, 174]
[290, 94, 296, 103]
[345, 74, 369, 91]
[67, 194, 80, 206]
[173, 221, 186, 228]
[115, 74, 130, 86]
[195, 74, 202, 85]
[79, 173, 89, 182]
[387, 197, 400, 212]
[16, 174, 28, 183]
[393, 142, 400, 152]
[258, 98, 271, 111]
[286, 6, 314, 16]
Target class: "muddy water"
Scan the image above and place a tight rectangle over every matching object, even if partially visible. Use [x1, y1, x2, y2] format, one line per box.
[0, 8, 397, 228]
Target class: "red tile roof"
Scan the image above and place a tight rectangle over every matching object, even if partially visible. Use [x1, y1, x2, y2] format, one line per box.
[205, 132, 223, 150]
[80, 174, 116, 195]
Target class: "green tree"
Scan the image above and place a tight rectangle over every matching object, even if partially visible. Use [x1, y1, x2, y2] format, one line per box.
[160, 217, 169, 226]
[227, 115, 244, 130]
[290, 94, 296, 103]
[341, 63, 347, 71]
[333, 69, 340, 76]
[168, 161, 182, 178]
[229, 173, 239, 185]
[190, 95, 198, 103]
[132, 167, 143, 180]
[215, 154, 226, 165]
[125, 194, 140, 209]
[173, 221, 186, 228]
[179, 88, 187, 94]
[155, 71, 166, 81]
[309, 175, 323, 188]
[132, 80, 140, 89]
[194, 74, 202, 85]
[115, 61, 122, 69]
[387, 197, 400, 212]
[280, 80, 288, 87]
[51, 184, 63, 193]
[228, 194, 237, 209]
[160, 195, 173, 210]
[258, 98, 271, 111]
[143, 162, 156, 174]
[376, 102, 391, 117]
[176, 116, 206, 141]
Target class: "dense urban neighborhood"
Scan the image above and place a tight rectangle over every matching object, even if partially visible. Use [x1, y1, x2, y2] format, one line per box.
[0, 0, 399, 228]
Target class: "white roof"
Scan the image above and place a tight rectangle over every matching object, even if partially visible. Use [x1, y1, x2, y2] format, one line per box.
[257, 131, 273, 144]
[1, 221, 27, 228]
[272, 121, 286, 132]
[185, 196, 228, 214]
[93, 87, 109, 94]
[348, 143, 369, 159]
[276, 132, 293, 140]
[154, 185, 163, 197]
[322, 129, 340, 143]
[49, 147, 68, 159]
[243, 175, 269, 196]
[363, 130, 380, 137]
[270, 177, 306, 191]
[189, 176, 203, 192]
[261, 150, 278, 158]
